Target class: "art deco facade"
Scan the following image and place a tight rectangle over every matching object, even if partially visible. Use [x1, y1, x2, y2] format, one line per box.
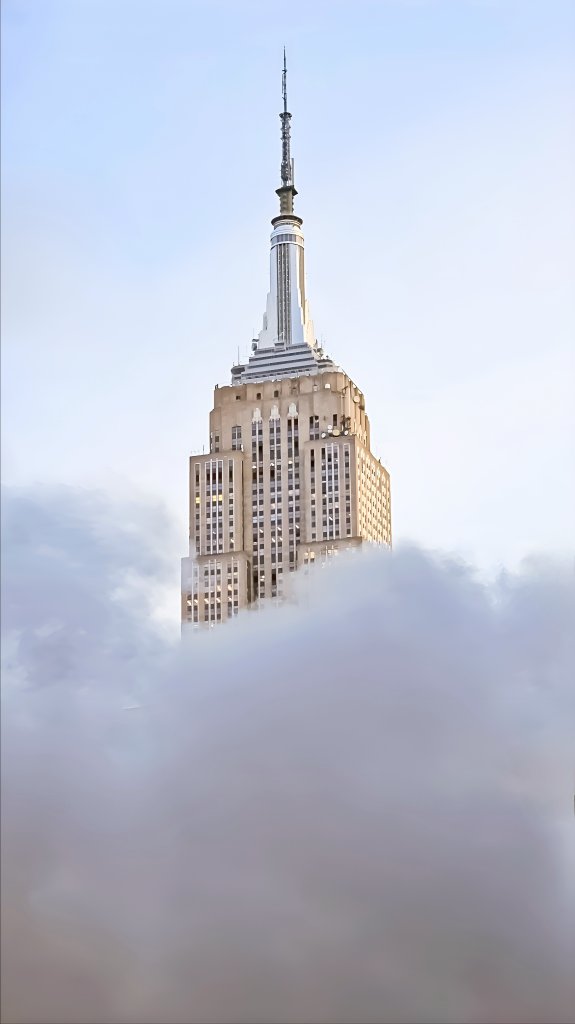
[181, 59, 391, 628]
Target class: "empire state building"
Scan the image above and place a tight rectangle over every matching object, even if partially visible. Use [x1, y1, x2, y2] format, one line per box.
[182, 57, 391, 628]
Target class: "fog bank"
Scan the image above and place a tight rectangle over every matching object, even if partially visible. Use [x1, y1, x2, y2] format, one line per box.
[2, 486, 574, 1024]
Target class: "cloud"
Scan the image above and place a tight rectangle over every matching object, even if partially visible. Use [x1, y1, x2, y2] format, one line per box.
[1, 486, 574, 1024]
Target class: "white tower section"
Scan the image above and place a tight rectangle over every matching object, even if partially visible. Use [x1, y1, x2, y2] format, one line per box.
[258, 220, 316, 349]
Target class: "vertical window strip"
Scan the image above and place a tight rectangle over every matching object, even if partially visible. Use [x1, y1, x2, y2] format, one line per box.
[252, 420, 264, 598]
[277, 244, 292, 345]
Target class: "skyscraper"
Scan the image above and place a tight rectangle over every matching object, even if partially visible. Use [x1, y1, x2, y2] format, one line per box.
[181, 56, 391, 628]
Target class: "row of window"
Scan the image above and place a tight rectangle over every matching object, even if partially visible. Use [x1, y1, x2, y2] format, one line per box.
[188, 560, 241, 625]
[208, 415, 360, 453]
[272, 232, 303, 245]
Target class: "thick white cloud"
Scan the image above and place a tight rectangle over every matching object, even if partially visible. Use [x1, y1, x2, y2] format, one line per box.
[1, 486, 574, 1024]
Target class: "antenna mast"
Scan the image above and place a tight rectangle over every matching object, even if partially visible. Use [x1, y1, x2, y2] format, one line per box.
[280, 48, 293, 189]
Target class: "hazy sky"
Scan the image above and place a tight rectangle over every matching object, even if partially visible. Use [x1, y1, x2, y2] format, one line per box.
[2, 0, 574, 577]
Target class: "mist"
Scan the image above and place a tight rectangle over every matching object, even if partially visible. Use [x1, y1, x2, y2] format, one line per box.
[1, 485, 574, 1024]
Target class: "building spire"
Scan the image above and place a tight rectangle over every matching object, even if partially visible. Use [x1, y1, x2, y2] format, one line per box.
[277, 49, 297, 216]
[282, 47, 288, 113]
[280, 48, 291, 185]
[230, 53, 329, 374]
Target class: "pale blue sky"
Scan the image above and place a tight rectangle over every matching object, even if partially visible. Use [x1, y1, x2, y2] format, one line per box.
[2, 0, 574, 577]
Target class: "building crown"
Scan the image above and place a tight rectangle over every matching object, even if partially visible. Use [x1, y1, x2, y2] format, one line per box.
[231, 55, 339, 384]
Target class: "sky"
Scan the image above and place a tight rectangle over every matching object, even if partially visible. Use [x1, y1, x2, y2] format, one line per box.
[2, 0, 575, 590]
[2, 9, 575, 1018]
[2, 484, 574, 1023]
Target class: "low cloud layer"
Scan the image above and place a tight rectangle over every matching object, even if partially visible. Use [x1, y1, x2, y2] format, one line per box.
[1, 486, 574, 1024]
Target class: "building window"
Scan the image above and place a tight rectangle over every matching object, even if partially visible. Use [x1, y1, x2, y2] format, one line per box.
[309, 415, 320, 440]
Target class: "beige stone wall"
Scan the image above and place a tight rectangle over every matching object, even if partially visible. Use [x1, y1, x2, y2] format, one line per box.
[187, 451, 246, 559]
[208, 371, 371, 454]
[182, 371, 391, 628]
[181, 551, 250, 626]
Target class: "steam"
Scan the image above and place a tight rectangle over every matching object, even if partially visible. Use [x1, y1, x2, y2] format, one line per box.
[1, 486, 574, 1024]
